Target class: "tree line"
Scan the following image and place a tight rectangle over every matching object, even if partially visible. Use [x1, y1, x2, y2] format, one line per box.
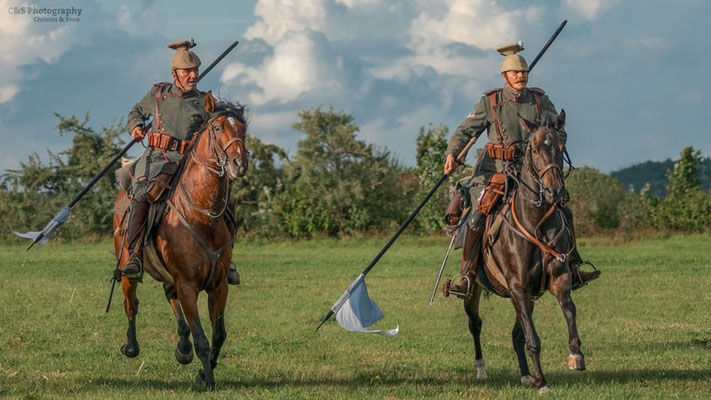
[1, 108, 710, 243]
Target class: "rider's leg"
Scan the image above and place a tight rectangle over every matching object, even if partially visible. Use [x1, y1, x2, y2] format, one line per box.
[225, 197, 240, 285]
[123, 198, 150, 280]
[447, 210, 486, 296]
[561, 205, 600, 289]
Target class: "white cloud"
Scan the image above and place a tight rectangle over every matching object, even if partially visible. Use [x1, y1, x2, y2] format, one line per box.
[0, 0, 80, 104]
[563, 0, 622, 20]
[222, 30, 345, 105]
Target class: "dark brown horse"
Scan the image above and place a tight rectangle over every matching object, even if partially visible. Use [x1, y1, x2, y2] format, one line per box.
[461, 111, 584, 393]
[113, 105, 248, 389]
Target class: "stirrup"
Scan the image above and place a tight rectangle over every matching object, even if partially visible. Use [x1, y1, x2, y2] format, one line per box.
[444, 273, 473, 300]
[122, 256, 143, 282]
[572, 261, 599, 291]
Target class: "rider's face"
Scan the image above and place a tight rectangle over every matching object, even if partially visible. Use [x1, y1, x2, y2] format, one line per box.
[503, 70, 528, 91]
[173, 67, 199, 91]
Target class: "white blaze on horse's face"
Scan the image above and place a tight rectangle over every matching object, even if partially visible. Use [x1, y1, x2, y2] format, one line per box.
[219, 115, 248, 179]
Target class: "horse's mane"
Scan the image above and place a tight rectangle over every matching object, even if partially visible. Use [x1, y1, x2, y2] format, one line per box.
[213, 99, 248, 128]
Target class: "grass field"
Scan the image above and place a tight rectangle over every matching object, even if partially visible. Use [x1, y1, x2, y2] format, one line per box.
[1, 234, 710, 399]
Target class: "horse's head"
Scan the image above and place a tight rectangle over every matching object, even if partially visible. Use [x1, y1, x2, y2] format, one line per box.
[518, 111, 566, 206]
[195, 103, 249, 179]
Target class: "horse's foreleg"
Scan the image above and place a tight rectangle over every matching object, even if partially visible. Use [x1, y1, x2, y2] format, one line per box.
[120, 276, 140, 358]
[177, 284, 215, 389]
[463, 284, 486, 379]
[207, 280, 228, 371]
[164, 283, 194, 365]
[509, 285, 547, 391]
[512, 318, 533, 384]
[549, 270, 585, 371]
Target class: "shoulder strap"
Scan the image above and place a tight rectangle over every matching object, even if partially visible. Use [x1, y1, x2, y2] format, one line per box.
[488, 90, 505, 143]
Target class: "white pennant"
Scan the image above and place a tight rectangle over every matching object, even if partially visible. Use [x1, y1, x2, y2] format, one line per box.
[333, 274, 398, 336]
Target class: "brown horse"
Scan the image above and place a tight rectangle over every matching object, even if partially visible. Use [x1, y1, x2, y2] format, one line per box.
[113, 104, 249, 389]
[461, 111, 584, 393]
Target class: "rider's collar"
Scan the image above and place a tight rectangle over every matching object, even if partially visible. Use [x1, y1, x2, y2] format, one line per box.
[503, 85, 525, 103]
[169, 83, 199, 98]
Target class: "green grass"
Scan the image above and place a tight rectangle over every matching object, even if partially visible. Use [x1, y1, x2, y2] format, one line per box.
[1, 234, 710, 399]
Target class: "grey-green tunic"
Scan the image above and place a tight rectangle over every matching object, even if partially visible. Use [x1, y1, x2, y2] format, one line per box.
[447, 86, 565, 200]
[125, 82, 211, 200]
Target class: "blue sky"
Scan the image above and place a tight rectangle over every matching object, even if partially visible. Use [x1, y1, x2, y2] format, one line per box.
[1, 0, 709, 174]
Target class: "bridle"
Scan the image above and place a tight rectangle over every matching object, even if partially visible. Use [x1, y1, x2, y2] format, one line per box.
[181, 113, 248, 219]
[508, 130, 574, 262]
[518, 131, 566, 208]
[190, 114, 247, 178]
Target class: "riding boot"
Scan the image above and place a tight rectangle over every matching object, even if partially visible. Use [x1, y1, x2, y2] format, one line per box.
[561, 205, 601, 290]
[224, 197, 240, 286]
[445, 210, 485, 298]
[569, 247, 601, 290]
[122, 199, 150, 281]
[228, 262, 240, 285]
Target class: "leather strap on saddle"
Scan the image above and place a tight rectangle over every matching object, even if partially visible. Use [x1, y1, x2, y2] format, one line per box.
[147, 131, 192, 154]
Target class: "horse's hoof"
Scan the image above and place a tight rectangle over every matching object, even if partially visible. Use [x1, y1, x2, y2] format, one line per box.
[567, 354, 586, 371]
[474, 358, 487, 380]
[175, 345, 194, 365]
[195, 369, 215, 390]
[520, 375, 535, 386]
[120, 343, 140, 358]
[538, 385, 550, 394]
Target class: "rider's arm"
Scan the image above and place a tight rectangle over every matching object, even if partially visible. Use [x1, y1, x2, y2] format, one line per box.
[446, 97, 489, 165]
[126, 87, 157, 138]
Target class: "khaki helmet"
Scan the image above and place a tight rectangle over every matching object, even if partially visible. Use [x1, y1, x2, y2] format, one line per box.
[168, 38, 201, 70]
[498, 41, 528, 73]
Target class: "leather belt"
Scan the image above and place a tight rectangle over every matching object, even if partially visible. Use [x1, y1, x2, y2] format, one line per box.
[147, 131, 191, 155]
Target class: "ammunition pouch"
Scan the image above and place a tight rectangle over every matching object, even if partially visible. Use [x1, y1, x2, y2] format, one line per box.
[484, 142, 521, 161]
[476, 173, 506, 215]
[144, 162, 178, 203]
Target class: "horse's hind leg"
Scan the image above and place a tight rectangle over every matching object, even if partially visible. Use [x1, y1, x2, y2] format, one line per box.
[120, 277, 140, 358]
[463, 284, 486, 379]
[176, 284, 215, 389]
[164, 283, 194, 365]
[207, 280, 229, 371]
[549, 270, 585, 371]
[509, 285, 548, 391]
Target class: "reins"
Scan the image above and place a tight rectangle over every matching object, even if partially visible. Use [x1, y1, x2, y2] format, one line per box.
[504, 130, 574, 263]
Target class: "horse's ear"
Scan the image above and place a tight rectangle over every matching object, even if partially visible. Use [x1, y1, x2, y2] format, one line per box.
[517, 113, 538, 133]
[554, 109, 566, 131]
